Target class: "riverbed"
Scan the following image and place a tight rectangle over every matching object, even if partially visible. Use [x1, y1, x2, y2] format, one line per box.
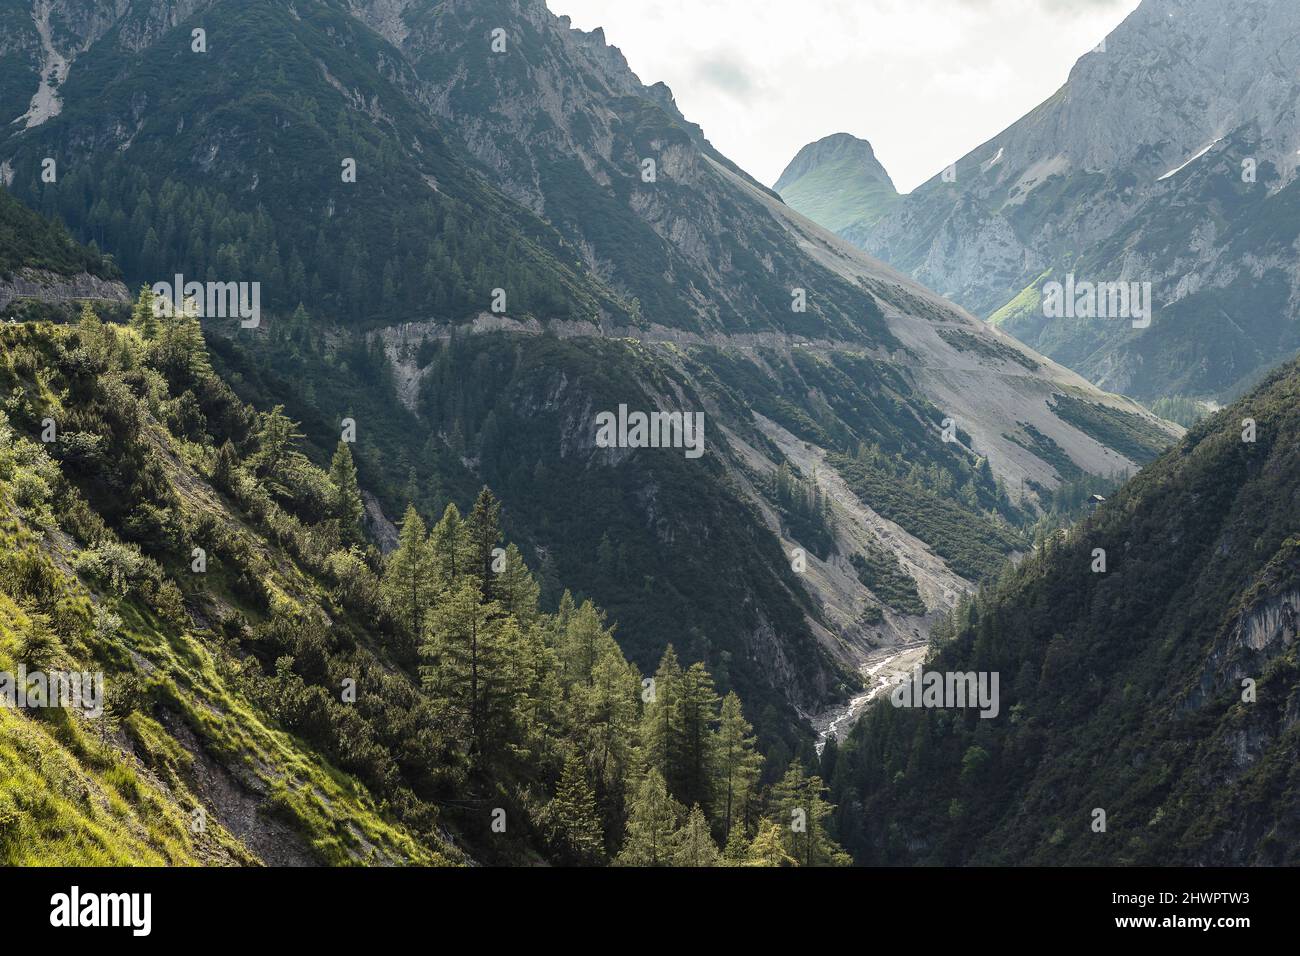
[814, 642, 930, 754]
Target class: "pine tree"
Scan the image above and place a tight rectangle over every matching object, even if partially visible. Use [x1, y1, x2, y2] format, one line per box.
[769, 762, 851, 867]
[713, 691, 762, 837]
[382, 506, 434, 645]
[548, 752, 606, 865]
[328, 441, 364, 541]
[672, 805, 721, 867]
[615, 770, 684, 866]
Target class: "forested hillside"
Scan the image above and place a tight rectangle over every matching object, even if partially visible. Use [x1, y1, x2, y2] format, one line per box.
[0, 0, 1177, 747]
[823, 359, 1300, 864]
[0, 287, 863, 865]
[0, 187, 115, 279]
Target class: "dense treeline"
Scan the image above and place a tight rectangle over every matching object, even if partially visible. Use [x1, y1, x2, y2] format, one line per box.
[0, 187, 117, 279]
[771, 462, 835, 559]
[10, 159, 596, 326]
[819, 360, 1300, 864]
[0, 297, 851, 865]
[210, 316, 846, 752]
[831, 442, 1025, 582]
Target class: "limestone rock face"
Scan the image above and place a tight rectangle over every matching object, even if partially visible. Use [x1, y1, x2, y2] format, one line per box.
[793, 0, 1300, 402]
[0, 268, 129, 310]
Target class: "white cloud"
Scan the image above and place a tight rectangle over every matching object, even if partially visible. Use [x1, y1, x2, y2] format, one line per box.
[547, 0, 1140, 192]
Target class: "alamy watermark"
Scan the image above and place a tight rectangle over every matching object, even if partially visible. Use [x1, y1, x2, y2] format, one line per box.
[151, 273, 260, 328]
[1042, 274, 1152, 329]
[50, 886, 151, 936]
[594, 405, 705, 459]
[0, 666, 104, 718]
[890, 666, 999, 718]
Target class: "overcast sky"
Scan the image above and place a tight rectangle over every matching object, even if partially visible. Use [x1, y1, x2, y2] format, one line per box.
[547, 0, 1141, 193]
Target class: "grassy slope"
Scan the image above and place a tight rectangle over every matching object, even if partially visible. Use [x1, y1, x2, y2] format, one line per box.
[0, 321, 454, 866]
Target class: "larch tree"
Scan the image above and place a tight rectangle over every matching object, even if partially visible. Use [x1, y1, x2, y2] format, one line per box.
[421, 580, 519, 759]
[713, 691, 762, 838]
[672, 805, 720, 867]
[382, 506, 434, 645]
[640, 645, 683, 791]
[615, 769, 684, 867]
[769, 762, 851, 867]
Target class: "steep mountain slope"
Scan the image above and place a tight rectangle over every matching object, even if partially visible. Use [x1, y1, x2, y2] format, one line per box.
[828, 358, 1300, 864]
[796, 0, 1300, 404]
[0, 0, 1178, 735]
[0, 329, 459, 864]
[774, 133, 899, 235]
[1, 203, 855, 869]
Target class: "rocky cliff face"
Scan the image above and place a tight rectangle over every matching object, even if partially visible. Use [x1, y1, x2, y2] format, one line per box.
[0, 268, 128, 310]
[798, 0, 1300, 403]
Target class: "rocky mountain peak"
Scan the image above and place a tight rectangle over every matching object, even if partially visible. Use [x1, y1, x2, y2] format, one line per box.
[774, 132, 900, 234]
[775, 133, 894, 194]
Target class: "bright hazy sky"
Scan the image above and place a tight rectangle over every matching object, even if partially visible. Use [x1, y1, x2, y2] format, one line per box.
[547, 0, 1141, 193]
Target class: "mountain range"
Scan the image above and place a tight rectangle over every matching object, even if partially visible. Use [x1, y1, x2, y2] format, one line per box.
[780, 0, 1300, 408]
[0, 0, 1178, 741]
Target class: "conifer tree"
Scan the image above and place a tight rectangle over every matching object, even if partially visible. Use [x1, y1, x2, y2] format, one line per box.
[382, 506, 434, 644]
[494, 543, 540, 627]
[723, 822, 750, 865]
[421, 580, 515, 757]
[328, 440, 364, 541]
[131, 285, 159, 340]
[428, 502, 469, 589]
[213, 440, 242, 494]
[677, 661, 718, 812]
[746, 822, 796, 867]
[250, 405, 303, 494]
[548, 752, 606, 865]
[769, 762, 850, 867]
[464, 486, 502, 601]
[615, 770, 684, 866]
[640, 646, 683, 789]
[672, 805, 720, 867]
[573, 639, 640, 801]
[713, 691, 762, 837]
[559, 600, 608, 687]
